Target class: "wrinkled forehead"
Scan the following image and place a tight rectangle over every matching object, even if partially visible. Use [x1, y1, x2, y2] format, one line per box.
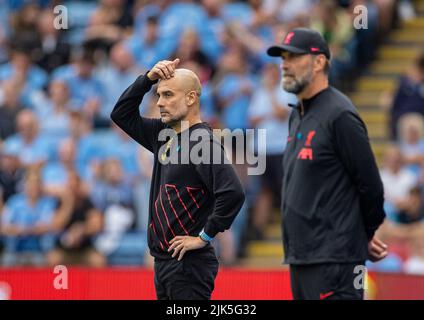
[157, 77, 183, 94]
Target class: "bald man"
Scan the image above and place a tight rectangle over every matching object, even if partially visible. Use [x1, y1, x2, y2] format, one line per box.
[111, 59, 245, 300]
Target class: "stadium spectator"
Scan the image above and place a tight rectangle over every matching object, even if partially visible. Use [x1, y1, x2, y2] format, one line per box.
[100, 123, 142, 181]
[373, 0, 397, 33]
[1, 169, 56, 266]
[0, 12, 7, 64]
[52, 49, 105, 126]
[198, 0, 225, 62]
[170, 28, 215, 81]
[380, 144, 418, 221]
[41, 138, 81, 198]
[223, 1, 277, 69]
[247, 63, 296, 239]
[46, 170, 105, 267]
[0, 78, 25, 141]
[348, 0, 380, 69]
[91, 158, 135, 213]
[248, 0, 276, 28]
[125, 14, 173, 71]
[0, 143, 25, 205]
[214, 46, 255, 131]
[34, 9, 71, 73]
[311, 0, 356, 88]
[266, 0, 313, 24]
[96, 43, 140, 122]
[68, 111, 103, 185]
[397, 113, 424, 179]
[389, 52, 424, 139]
[404, 236, 424, 275]
[222, 21, 271, 72]
[8, 2, 42, 50]
[3, 110, 53, 168]
[156, 0, 207, 52]
[393, 186, 424, 225]
[379, 186, 424, 267]
[0, 42, 48, 97]
[92, 157, 146, 264]
[30, 80, 73, 143]
[85, 0, 134, 49]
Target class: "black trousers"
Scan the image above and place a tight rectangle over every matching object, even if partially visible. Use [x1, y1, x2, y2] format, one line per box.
[154, 253, 219, 300]
[290, 262, 365, 300]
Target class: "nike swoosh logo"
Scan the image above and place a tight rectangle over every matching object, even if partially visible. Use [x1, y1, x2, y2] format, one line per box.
[320, 291, 334, 300]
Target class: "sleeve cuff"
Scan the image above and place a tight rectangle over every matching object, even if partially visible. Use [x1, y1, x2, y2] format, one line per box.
[366, 227, 376, 241]
[142, 72, 158, 86]
[203, 223, 220, 238]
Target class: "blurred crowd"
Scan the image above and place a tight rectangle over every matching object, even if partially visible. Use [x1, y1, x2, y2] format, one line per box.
[0, 0, 417, 268]
[370, 51, 424, 275]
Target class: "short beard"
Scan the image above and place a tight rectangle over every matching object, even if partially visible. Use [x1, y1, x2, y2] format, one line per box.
[282, 70, 313, 94]
[161, 113, 184, 127]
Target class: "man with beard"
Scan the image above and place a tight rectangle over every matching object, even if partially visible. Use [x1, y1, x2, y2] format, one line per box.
[267, 28, 388, 300]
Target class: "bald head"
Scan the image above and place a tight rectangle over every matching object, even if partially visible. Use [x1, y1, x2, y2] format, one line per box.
[156, 67, 203, 128]
[159, 68, 201, 97]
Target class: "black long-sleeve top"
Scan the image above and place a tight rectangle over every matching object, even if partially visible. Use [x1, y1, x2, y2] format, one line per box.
[282, 86, 386, 265]
[111, 74, 245, 260]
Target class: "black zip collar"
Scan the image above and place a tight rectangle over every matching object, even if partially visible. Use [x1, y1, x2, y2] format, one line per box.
[288, 86, 331, 116]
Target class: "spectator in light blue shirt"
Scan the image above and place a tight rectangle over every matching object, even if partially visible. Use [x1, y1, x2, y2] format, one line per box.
[1, 169, 57, 266]
[3, 109, 53, 166]
[222, 0, 253, 26]
[96, 43, 140, 121]
[30, 80, 73, 146]
[248, 63, 297, 155]
[0, 47, 48, 91]
[92, 157, 147, 264]
[199, 0, 227, 63]
[91, 157, 135, 213]
[100, 123, 142, 181]
[215, 47, 256, 131]
[52, 50, 105, 125]
[41, 138, 91, 197]
[247, 63, 297, 240]
[68, 111, 104, 185]
[0, 46, 49, 110]
[125, 15, 174, 71]
[133, 3, 161, 31]
[158, 1, 207, 50]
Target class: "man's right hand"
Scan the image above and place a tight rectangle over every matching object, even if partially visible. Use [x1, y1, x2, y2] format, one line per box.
[147, 58, 180, 81]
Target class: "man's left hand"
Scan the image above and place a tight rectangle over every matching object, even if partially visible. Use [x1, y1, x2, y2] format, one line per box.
[368, 236, 388, 262]
[168, 236, 208, 261]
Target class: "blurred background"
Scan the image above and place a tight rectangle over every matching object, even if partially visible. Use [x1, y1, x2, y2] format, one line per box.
[0, 0, 423, 299]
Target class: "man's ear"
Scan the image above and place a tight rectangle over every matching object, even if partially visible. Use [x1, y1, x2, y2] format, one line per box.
[186, 91, 196, 106]
[313, 55, 326, 73]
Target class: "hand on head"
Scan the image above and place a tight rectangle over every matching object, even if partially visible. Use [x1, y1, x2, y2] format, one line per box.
[147, 58, 180, 81]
